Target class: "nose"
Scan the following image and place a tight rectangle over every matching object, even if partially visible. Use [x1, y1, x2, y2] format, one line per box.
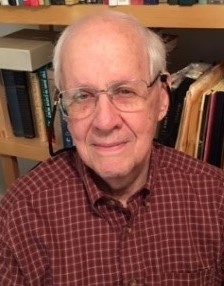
[92, 93, 122, 132]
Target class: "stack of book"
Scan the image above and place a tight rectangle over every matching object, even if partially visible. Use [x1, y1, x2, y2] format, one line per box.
[0, 29, 73, 149]
[157, 61, 224, 169]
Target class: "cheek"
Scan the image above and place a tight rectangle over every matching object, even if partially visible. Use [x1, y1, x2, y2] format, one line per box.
[67, 120, 88, 144]
[125, 111, 157, 144]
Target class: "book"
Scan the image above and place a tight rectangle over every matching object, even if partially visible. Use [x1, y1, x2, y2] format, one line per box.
[144, 0, 158, 3]
[13, 70, 36, 138]
[47, 66, 73, 149]
[65, 0, 79, 4]
[194, 92, 210, 160]
[0, 70, 13, 139]
[23, 0, 39, 5]
[50, 0, 65, 4]
[117, 0, 130, 4]
[0, 0, 10, 5]
[167, 0, 178, 4]
[38, 65, 53, 133]
[1, 69, 35, 138]
[157, 62, 210, 147]
[0, 29, 59, 72]
[175, 62, 224, 157]
[26, 71, 48, 142]
[108, 0, 117, 5]
[206, 91, 224, 167]
[46, 66, 63, 148]
[131, 0, 143, 3]
[202, 92, 217, 163]
[2, 69, 24, 137]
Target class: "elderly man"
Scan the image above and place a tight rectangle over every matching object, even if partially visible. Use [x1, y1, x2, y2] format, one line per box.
[0, 11, 224, 285]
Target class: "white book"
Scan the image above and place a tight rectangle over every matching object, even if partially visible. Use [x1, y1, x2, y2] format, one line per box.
[0, 29, 59, 72]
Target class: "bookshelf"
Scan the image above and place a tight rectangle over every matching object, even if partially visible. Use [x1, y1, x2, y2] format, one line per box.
[1, 5, 224, 28]
[0, 4, 224, 189]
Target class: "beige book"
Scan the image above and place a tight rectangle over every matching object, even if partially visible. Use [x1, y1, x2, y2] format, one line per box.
[175, 62, 224, 157]
[65, 0, 79, 4]
[0, 70, 13, 139]
[27, 71, 48, 142]
[0, 29, 59, 72]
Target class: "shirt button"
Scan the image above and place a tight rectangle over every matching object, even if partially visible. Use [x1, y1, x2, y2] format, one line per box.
[144, 201, 150, 207]
[108, 200, 116, 206]
[128, 279, 138, 286]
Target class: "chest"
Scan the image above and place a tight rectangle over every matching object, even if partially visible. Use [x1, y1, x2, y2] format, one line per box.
[40, 198, 222, 285]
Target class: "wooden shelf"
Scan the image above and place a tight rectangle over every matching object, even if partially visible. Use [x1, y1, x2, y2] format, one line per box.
[1, 4, 224, 28]
[0, 137, 50, 161]
[1, 4, 224, 187]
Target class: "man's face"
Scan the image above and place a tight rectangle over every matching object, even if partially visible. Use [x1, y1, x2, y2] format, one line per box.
[61, 22, 168, 188]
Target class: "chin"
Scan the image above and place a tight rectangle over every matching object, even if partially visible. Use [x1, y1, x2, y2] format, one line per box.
[93, 160, 133, 181]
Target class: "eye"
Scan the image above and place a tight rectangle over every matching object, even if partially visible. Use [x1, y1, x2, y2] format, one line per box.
[72, 89, 95, 103]
[114, 86, 136, 97]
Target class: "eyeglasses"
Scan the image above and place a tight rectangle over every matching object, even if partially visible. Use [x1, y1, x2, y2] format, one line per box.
[58, 74, 161, 121]
[48, 73, 171, 156]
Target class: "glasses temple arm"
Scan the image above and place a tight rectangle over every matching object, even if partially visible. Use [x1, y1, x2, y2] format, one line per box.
[48, 89, 60, 157]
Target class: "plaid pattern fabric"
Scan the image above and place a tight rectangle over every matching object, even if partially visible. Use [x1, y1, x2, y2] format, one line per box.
[0, 143, 224, 285]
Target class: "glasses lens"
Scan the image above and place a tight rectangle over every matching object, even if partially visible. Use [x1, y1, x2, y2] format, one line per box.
[111, 81, 148, 112]
[61, 88, 96, 119]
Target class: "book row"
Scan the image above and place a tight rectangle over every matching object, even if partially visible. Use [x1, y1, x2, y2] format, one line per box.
[1, 62, 224, 170]
[156, 61, 224, 170]
[1, 0, 223, 5]
[0, 65, 73, 149]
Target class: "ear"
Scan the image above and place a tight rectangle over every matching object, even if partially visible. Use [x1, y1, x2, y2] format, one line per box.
[158, 73, 171, 121]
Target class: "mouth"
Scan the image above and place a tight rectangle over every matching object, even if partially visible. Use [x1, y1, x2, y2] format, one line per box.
[92, 141, 128, 153]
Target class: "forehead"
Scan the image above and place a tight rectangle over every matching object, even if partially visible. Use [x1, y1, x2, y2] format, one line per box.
[60, 18, 149, 87]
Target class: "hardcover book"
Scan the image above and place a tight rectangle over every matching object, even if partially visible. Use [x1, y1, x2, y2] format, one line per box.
[1, 69, 35, 138]
[0, 70, 13, 139]
[27, 71, 48, 142]
[175, 62, 224, 156]
[0, 29, 59, 72]
[206, 91, 224, 167]
[2, 69, 24, 137]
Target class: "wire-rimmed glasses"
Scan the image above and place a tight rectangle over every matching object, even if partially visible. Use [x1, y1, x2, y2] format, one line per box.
[58, 74, 161, 121]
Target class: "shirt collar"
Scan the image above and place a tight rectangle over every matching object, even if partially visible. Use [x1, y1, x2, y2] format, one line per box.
[73, 142, 160, 207]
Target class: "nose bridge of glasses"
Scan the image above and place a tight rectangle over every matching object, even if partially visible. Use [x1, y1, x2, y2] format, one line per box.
[95, 87, 114, 101]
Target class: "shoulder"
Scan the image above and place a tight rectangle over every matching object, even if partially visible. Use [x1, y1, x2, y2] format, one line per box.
[154, 142, 224, 182]
[0, 148, 81, 222]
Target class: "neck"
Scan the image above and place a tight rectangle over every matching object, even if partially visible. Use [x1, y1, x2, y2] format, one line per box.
[90, 163, 149, 207]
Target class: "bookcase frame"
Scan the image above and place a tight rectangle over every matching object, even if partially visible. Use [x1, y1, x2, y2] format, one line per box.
[0, 4, 224, 189]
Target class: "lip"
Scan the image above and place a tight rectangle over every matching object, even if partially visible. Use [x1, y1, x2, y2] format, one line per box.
[91, 141, 128, 153]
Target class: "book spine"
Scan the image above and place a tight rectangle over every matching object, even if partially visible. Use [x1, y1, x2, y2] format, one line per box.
[46, 67, 63, 147]
[0, 0, 10, 5]
[207, 92, 224, 167]
[38, 66, 53, 132]
[1, 69, 24, 137]
[27, 71, 48, 142]
[202, 92, 217, 162]
[60, 111, 73, 149]
[117, 0, 130, 4]
[0, 70, 13, 138]
[108, 0, 117, 6]
[13, 71, 36, 138]
[23, 0, 39, 6]
[50, 0, 65, 4]
[131, 0, 143, 4]
[144, 0, 158, 4]
[8, 0, 17, 5]
[195, 94, 210, 160]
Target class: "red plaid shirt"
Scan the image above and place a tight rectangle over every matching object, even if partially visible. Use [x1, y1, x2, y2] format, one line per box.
[1, 143, 224, 285]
